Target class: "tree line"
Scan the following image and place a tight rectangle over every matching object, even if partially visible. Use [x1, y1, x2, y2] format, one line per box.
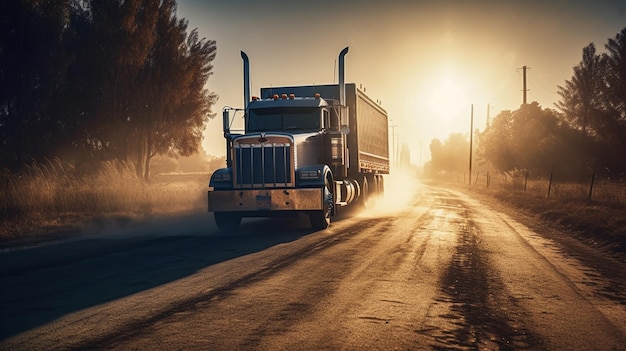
[426, 28, 626, 178]
[0, 0, 217, 180]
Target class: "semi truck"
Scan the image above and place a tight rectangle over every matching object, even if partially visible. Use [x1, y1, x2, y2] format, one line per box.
[208, 47, 389, 231]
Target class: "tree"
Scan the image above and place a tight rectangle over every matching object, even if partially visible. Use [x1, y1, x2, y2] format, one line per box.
[603, 28, 626, 123]
[555, 28, 626, 173]
[555, 43, 605, 138]
[426, 133, 469, 174]
[59, 0, 216, 179]
[0, 0, 72, 170]
[478, 102, 588, 175]
[477, 109, 515, 172]
[132, 0, 217, 180]
[600, 27, 626, 164]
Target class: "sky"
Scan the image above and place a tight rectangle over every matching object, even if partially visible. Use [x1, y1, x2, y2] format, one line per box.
[175, 0, 626, 165]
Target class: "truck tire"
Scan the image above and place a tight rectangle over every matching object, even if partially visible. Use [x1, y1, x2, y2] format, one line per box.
[376, 174, 385, 198]
[358, 175, 370, 208]
[359, 174, 380, 209]
[309, 177, 333, 230]
[214, 212, 242, 232]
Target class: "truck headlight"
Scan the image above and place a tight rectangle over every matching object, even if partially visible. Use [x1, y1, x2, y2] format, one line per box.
[213, 173, 231, 182]
[299, 170, 321, 180]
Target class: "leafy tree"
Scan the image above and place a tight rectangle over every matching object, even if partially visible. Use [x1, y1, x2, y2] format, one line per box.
[426, 133, 469, 174]
[603, 28, 626, 124]
[65, 0, 159, 163]
[131, 0, 217, 180]
[555, 28, 626, 173]
[478, 102, 590, 175]
[0, 0, 217, 179]
[477, 109, 515, 172]
[556, 43, 605, 138]
[0, 0, 72, 170]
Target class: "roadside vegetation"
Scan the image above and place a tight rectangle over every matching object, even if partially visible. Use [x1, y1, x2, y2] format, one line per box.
[0, 158, 209, 242]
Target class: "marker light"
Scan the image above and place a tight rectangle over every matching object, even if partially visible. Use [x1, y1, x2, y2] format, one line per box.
[273, 94, 279, 100]
[281, 94, 288, 99]
[289, 94, 295, 99]
[314, 93, 321, 98]
[252, 96, 259, 101]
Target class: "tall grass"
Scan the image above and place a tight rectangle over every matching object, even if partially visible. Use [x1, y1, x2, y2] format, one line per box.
[1, 158, 208, 237]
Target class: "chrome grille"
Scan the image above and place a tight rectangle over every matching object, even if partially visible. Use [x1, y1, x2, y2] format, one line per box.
[233, 136, 294, 188]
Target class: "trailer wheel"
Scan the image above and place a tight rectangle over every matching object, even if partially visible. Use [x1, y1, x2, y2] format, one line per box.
[214, 212, 241, 232]
[358, 175, 370, 208]
[361, 174, 381, 209]
[376, 174, 385, 198]
[310, 176, 333, 230]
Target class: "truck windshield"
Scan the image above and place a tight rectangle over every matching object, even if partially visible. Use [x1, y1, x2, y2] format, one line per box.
[247, 107, 321, 132]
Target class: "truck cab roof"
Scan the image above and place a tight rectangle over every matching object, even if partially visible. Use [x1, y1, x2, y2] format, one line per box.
[248, 95, 329, 109]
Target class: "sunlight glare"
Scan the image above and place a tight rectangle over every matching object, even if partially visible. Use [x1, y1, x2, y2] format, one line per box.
[429, 78, 469, 122]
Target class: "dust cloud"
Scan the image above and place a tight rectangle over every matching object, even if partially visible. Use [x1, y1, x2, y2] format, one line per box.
[361, 168, 420, 218]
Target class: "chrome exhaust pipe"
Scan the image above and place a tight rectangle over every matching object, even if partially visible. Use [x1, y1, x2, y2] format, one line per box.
[338, 47, 349, 108]
[241, 51, 250, 110]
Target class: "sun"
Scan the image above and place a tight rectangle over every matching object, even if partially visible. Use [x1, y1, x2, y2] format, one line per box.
[429, 78, 469, 122]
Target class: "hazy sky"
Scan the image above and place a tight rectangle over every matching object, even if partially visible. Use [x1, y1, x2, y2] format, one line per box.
[175, 0, 625, 164]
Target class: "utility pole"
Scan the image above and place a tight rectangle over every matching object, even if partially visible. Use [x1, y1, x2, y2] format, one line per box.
[520, 65, 530, 105]
[469, 104, 473, 186]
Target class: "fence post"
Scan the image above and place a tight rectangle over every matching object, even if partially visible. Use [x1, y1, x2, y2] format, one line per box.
[546, 172, 553, 198]
[588, 170, 595, 201]
[524, 171, 528, 192]
[486, 171, 490, 188]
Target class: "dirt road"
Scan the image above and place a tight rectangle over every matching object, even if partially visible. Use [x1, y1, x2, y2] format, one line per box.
[1, 182, 625, 350]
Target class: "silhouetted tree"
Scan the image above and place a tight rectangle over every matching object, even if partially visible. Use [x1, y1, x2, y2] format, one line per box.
[426, 133, 469, 174]
[2, 0, 218, 178]
[131, 0, 216, 180]
[556, 43, 605, 138]
[555, 28, 626, 174]
[0, 0, 72, 170]
[603, 28, 626, 124]
[478, 102, 590, 175]
[477, 109, 515, 172]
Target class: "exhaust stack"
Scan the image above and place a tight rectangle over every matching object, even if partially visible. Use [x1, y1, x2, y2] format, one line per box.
[338, 47, 349, 131]
[241, 51, 250, 110]
[338, 47, 349, 108]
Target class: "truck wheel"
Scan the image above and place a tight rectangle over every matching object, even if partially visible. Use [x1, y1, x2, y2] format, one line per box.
[310, 177, 333, 230]
[359, 175, 370, 208]
[360, 174, 380, 208]
[376, 175, 385, 198]
[214, 212, 242, 232]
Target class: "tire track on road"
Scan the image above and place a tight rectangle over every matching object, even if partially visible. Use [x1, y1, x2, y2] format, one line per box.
[70, 215, 393, 350]
[429, 195, 544, 350]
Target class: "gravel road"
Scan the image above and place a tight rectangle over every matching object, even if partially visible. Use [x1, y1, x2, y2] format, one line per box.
[1, 182, 624, 350]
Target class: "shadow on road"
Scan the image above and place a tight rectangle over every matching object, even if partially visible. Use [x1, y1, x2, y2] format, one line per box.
[0, 211, 319, 340]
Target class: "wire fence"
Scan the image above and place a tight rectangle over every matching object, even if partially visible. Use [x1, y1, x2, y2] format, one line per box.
[439, 169, 626, 206]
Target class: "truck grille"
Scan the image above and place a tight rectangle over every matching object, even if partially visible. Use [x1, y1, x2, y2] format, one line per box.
[233, 136, 294, 188]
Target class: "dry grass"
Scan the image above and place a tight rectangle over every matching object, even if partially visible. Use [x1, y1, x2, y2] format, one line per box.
[1, 158, 209, 240]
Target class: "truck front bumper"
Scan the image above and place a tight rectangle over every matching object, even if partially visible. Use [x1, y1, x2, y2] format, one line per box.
[208, 188, 323, 212]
